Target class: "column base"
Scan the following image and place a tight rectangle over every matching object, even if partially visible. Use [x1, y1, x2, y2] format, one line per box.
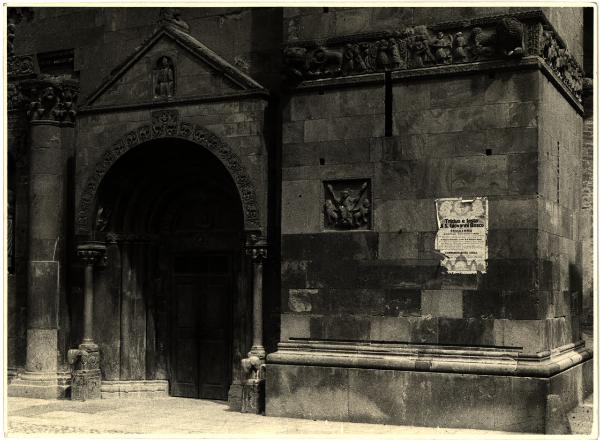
[241, 379, 265, 414]
[71, 369, 101, 401]
[8, 371, 70, 399]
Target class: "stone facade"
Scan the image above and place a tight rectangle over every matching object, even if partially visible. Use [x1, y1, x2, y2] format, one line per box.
[6, 6, 593, 434]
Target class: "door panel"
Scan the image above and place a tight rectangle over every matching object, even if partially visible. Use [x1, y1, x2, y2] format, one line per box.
[170, 255, 232, 400]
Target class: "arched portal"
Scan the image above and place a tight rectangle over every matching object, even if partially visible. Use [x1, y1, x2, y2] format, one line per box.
[91, 138, 253, 400]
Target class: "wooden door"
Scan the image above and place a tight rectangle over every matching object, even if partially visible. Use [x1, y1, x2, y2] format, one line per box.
[170, 255, 232, 400]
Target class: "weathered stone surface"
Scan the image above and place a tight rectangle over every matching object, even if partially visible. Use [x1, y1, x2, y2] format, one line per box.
[267, 363, 548, 432]
[266, 364, 349, 421]
[309, 315, 371, 341]
[369, 316, 411, 342]
[281, 180, 321, 234]
[288, 289, 317, 312]
[421, 289, 463, 319]
[280, 314, 310, 340]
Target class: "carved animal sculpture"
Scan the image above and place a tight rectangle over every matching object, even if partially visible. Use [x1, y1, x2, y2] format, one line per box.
[241, 355, 263, 380]
[495, 17, 524, 58]
[307, 46, 343, 77]
[283, 46, 308, 81]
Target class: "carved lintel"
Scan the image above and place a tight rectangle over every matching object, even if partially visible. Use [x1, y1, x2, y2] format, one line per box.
[245, 234, 267, 261]
[77, 241, 106, 266]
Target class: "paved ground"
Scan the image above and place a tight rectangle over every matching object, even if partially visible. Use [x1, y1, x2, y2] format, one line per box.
[5, 396, 528, 438]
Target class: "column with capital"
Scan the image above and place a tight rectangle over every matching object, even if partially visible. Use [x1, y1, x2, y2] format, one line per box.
[68, 242, 106, 401]
[8, 76, 79, 399]
[241, 234, 267, 413]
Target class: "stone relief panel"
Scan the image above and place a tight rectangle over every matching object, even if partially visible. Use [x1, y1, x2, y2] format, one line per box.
[282, 11, 583, 101]
[323, 179, 371, 230]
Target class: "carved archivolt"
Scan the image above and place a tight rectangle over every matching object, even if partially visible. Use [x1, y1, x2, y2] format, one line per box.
[76, 109, 262, 235]
[283, 13, 583, 101]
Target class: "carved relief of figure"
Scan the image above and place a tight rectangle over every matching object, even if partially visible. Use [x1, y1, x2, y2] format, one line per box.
[470, 27, 495, 59]
[410, 26, 435, 68]
[376, 39, 391, 69]
[155, 56, 174, 98]
[324, 181, 370, 229]
[452, 31, 468, 62]
[389, 38, 405, 69]
[341, 43, 355, 75]
[431, 31, 452, 64]
[353, 44, 367, 72]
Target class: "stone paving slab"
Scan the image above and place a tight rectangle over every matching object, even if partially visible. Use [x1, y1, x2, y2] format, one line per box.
[5, 396, 524, 438]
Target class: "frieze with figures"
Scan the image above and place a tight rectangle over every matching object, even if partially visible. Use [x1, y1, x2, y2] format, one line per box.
[76, 109, 261, 235]
[283, 13, 583, 101]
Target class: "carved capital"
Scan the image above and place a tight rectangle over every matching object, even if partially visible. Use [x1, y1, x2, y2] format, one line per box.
[19, 77, 79, 124]
[77, 241, 106, 265]
[245, 234, 268, 262]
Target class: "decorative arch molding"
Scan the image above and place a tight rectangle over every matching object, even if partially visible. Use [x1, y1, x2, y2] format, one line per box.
[75, 108, 262, 236]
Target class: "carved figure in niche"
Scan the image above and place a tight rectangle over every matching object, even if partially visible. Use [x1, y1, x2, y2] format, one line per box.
[307, 46, 343, 77]
[324, 181, 370, 229]
[155, 56, 174, 98]
[431, 31, 453, 64]
[452, 32, 468, 62]
[495, 17, 524, 58]
[470, 27, 495, 59]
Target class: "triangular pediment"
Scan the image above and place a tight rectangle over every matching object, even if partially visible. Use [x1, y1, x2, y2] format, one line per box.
[86, 25, 266, 107]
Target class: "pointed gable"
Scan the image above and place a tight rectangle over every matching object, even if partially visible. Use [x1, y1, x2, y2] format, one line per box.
[86, 24, 266, 108]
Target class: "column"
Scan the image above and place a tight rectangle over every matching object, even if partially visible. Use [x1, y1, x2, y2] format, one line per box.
[8, 76, 79, 399]
[241, 234, 267, 414]
[68, 241, 106, 400]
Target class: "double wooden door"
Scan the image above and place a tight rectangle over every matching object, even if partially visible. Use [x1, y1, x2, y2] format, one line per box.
[170, 254, 232, 400]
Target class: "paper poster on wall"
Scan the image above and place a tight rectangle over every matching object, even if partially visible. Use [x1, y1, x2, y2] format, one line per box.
[434, 197, 488, 274]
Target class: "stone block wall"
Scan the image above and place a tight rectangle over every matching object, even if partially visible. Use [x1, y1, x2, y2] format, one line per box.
[281, 63, 584, 355]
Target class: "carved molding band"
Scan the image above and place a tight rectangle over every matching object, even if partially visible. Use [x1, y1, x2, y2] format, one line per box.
[76, 109, 261, 236]
[283, 11, 583, 101]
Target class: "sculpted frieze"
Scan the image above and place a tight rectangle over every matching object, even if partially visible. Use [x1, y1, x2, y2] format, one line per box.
[76, 110, 262, 235]
[283, 13, 582, 101]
